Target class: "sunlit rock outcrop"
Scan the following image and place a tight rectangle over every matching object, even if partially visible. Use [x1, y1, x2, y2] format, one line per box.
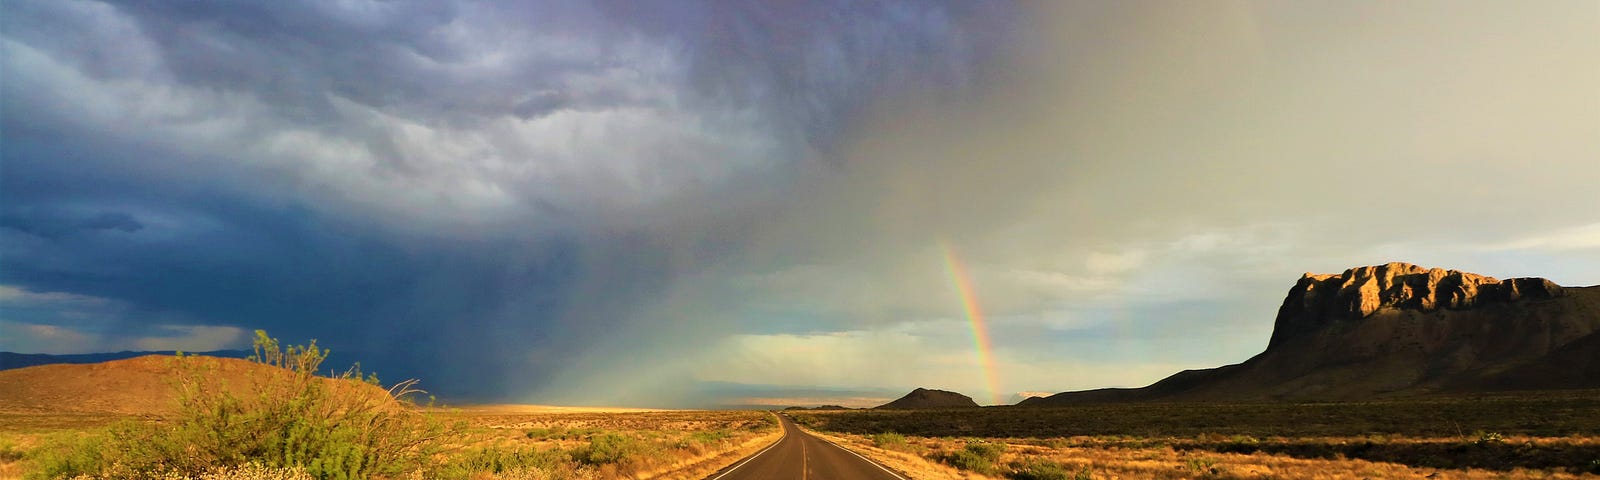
[1021, 262, 1599, 405]
[1270, 262, 1565, 348]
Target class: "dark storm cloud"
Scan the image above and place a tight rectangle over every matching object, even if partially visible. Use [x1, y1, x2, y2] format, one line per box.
[0, 0, 1015, 401]
[598, 0, 1014, 153]
[1, 209, 144, 239]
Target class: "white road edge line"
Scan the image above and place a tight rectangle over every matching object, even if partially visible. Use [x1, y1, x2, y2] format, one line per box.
[817, 437, 910, 480]
[793, 421, 910, 480]
[708, 413, 788, 480]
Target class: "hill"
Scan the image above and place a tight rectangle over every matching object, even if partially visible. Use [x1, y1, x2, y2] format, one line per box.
[1021, 262, 1600, 406]
[876, 388, 979, 409]
[0, 354, 398, 415]
[0, 349, 249, 370]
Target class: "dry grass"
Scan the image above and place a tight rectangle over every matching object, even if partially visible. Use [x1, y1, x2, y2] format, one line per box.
[429, 409, 781, 479]
[789, 392, 1600, 479]
[800, 427, 993, 480]
[442, 405, 670, 415]
[818, 432, 1600, 479]
[0, 408, 781, 479]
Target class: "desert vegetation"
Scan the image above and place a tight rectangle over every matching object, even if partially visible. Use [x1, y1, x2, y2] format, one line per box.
[0, 332, 778, 479]
[789, 393, 1600, 479]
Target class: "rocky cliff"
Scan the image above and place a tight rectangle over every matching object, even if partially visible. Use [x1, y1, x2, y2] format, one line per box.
[1269, 262, 1564, 349]
[1021, 262, 1600, 406]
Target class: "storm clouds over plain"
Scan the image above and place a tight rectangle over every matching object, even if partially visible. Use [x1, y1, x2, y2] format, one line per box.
[3, 1, 1596, 406]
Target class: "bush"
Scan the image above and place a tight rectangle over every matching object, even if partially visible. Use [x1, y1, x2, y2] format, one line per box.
[525, 426, 599, 441]
[943, 440, 1007, 473]
[575, 433, 654, 466]
[0, 437, 25, 463]
[1009, 459, 1091, 480]
[1185, 457, 1219, 475]
[198, 463, 315, 480]
[688, 430, 731, 445]
[24, 433, 109, 479]
[870, 432, 908, 450]
[432, 448, 571, 480]
[29, 330, 440, 479]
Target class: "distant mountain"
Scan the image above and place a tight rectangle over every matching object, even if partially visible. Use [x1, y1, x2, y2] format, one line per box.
[876, 388, 979, 409]
[782, 405, 852, 411]
[0, 350, 249, 371]
[1008, 391, 1052, 405]
[1021, 262, 1600, 406]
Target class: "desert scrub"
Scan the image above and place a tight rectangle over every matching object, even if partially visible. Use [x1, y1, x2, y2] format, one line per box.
[23, 432, 109, 479]
[432, 447, 574, 480]
[525, 426, 601, 441]
[685, 430, 731, 446]
[574, 433, 656, 466]
[870, 432, 910, 451]
[1185, 456, 1220, 476]
[1008, 459, 1091, 480]
[29, 330, 441, 480]
[0, 437, 25, 462]
[941, 440, 1007, 474]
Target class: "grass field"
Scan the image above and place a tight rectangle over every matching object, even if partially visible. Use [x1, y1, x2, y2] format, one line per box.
[6, 333, 1594, 479]
[788, 391, 1600, 479]
[0, 408, 780, 479]
[0, 332, 782, 479]
[7, 393, 1599, 479]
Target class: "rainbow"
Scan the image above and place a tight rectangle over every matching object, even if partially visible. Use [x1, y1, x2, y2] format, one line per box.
[940, 241, 1002, 406]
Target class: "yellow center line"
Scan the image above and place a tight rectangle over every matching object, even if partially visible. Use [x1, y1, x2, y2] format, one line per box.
[801, 436, 809, 480]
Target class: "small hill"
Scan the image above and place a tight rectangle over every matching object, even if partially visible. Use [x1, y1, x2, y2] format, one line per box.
[0, 350, 248, 371]
[1023, 262, 1600, 406]
[0, 355, 399, 415]
[875, 388, 979, 409]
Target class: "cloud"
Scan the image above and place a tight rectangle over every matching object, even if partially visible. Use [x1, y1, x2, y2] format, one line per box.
[0, 284, 120, 307]
[1, 0, 1014, 403]
[1479, 223, 1600, 253]
[0, 284, 250, 353]
[0, 320, 245, 355]
[131, 325, 247, 352]
[3, 1, 1596, 407]
[543, 1, 1599, 403]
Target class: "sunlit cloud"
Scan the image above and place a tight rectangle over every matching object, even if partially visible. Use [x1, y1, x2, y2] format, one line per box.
[2, 1, 1595, 406]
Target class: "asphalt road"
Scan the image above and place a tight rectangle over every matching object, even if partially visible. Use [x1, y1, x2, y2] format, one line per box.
[707, 414, 907, 480]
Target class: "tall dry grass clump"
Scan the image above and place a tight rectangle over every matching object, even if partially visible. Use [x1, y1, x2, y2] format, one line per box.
[30, 330, 441, 480]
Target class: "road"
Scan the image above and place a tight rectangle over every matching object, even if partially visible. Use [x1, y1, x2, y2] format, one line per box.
[707, 413, 908, 480]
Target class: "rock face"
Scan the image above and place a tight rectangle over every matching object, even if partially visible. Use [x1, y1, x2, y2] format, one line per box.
[1022, 263, 1600, 406]
[1270, 262, 1565, 349]
[875, 388, 979, 409]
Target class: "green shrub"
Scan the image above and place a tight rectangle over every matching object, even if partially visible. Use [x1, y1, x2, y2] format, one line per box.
[29, 330, 441, 479]
[1008, 459, 1091, 480]
[24, 433, 109, 479]
[0, 437, 24, 463]
[575, 433, 654, 466]
[688, 430, 731, 445]
[870, 432, 908, 450]
[525, 426, 601, 441]
[432, 447, 571, 480]
[942, 440, 1007, 473]
[1185, 457, 1220, 476]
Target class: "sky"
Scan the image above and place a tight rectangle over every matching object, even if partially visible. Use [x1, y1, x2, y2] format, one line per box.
[2, 1, 1597, 408]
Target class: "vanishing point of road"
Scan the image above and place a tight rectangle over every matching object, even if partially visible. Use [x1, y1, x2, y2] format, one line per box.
[707, 413, 907, 480]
